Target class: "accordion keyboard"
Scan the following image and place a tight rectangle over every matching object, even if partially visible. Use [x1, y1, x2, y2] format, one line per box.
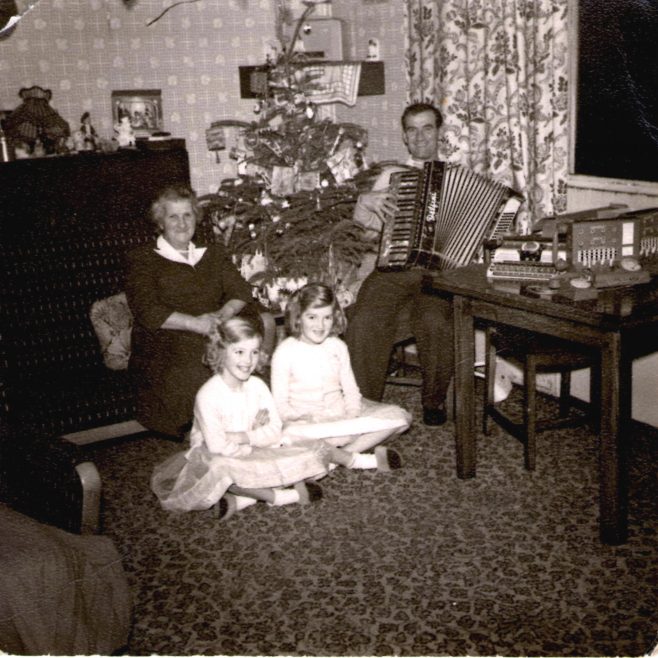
[378, 169, 423, 269]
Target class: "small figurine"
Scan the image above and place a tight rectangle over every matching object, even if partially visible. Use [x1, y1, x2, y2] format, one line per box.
[367, 38, 380, 61]
[80, 112, 97, 150]
[72, 129, 86, 152]
[114, 115, 135, 148]
[32, 138, 46, 158]
[13, 140, 31, 159]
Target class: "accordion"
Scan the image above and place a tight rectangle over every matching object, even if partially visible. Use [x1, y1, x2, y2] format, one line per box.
[376, 161, 522, 272]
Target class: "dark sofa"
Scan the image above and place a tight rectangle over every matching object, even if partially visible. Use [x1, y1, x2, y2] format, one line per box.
[0, 144, 195, 525]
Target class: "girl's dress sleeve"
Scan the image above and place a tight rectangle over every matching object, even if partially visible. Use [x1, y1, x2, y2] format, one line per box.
[270, 340, 297, 422]
[244, 378, 284, 447]
[335, 338, 362, 416]
[193, 379, 252, 457]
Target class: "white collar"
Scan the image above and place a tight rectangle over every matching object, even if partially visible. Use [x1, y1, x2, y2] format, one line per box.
[155, 235, 206, 266]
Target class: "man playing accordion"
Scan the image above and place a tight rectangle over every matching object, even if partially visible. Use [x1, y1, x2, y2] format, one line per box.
[345, 102, 453, 427]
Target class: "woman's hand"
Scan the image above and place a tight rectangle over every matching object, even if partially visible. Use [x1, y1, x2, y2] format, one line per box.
[193, 313, 219, 335]
[212, 299, 247, 324]
[161, 299, 248, 336]
[161, 311, 216, 335]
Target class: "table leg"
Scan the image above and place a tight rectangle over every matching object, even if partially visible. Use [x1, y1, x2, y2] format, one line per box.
[453, 295, 476, 478]
[598, 332, 628, 545]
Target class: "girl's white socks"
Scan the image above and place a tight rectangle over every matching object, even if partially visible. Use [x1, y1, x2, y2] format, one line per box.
[271, 487, 301, 506]
[347, 448, 403, 471]
[349, 452, 378, 469]
[232, 494, 258, 511]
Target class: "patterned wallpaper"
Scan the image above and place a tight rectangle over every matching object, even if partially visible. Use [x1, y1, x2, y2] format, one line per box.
[0, 0, 407, 193]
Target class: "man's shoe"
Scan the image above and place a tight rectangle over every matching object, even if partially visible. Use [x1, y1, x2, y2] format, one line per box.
[423, 406, 447, 426]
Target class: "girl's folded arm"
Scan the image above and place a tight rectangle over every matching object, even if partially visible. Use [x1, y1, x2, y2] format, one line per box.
[246, 379, 285, 448]
[194, 389, 252, 457]
[246, 423, 282, 447]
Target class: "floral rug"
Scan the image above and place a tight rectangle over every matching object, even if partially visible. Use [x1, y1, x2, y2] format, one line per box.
[91, 386, 658, 657]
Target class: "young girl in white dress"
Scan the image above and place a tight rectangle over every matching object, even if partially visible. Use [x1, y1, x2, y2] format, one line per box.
[151, 316, 401, 520]
[271, 283, 412, 453]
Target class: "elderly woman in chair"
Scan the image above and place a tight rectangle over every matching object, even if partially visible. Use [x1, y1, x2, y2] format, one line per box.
[126, 185, 276, 439]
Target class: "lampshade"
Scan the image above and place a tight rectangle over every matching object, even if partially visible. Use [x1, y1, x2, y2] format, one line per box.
[4, 85, 70, 152]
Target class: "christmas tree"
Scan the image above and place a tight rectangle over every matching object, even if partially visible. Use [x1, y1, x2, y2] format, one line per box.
[200, 3, 378, 302]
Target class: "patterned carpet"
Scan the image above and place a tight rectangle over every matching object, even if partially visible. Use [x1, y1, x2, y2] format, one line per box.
[91, 385, 658, 657]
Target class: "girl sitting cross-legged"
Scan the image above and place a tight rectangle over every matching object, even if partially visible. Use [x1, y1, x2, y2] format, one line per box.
[151, 316, 402, 521]
[271, 282, 412, 454]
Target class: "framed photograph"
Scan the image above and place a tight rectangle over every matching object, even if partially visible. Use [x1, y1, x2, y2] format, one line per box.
[111, 89, 163, 137]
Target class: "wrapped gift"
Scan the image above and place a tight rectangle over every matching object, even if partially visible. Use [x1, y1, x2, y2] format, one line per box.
[296, 170, 321, 192]
[271, 165, 296, 197]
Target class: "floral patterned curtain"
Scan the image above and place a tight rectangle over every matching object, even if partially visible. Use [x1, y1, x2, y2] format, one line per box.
[405, 0, 569, 233]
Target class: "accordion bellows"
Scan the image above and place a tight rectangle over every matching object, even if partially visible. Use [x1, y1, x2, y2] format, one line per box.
[377, 161, 521, 272]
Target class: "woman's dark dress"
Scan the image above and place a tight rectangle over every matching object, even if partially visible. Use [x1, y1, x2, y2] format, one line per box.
[125, 242, 257, 437]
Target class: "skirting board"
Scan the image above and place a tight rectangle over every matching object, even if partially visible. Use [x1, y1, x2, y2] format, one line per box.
[63, 420, 148, 446]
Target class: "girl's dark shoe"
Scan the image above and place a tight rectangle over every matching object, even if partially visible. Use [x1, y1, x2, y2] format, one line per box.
[215, 494, 238, 522]
[294, 481, 323, 504]
[375, 446, 403, 471]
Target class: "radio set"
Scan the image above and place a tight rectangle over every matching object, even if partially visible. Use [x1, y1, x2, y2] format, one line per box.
[282, 18, 345, 60]
[562, 207, 658, 270]
[486, 205, 658, 289]
[484, 236, 565, 282]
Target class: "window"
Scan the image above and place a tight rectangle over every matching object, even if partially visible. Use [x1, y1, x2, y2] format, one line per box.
[571, 0, 658, 186]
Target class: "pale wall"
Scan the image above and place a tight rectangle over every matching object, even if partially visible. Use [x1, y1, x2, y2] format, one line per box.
[0, 0, 406, 194]
[332, 0, 409, 165]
